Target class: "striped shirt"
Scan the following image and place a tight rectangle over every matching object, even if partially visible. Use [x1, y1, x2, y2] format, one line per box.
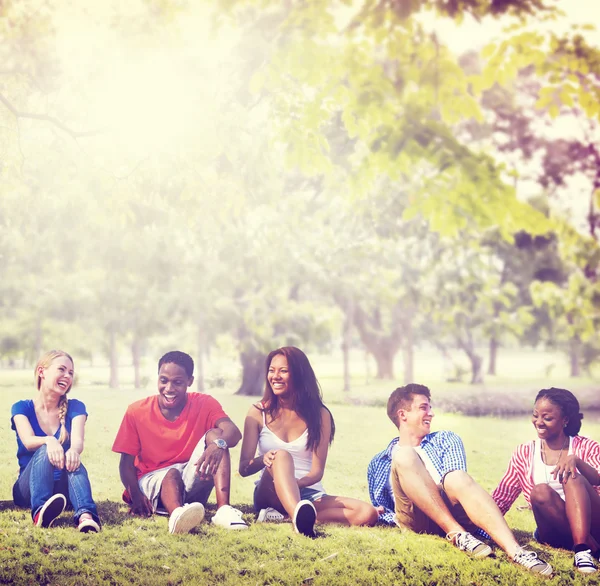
[367, 431, 467, 525]
[492, 435, 600, 515]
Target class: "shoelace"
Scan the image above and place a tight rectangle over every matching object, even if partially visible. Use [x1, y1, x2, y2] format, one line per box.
[514, 550, 543, 569]
[447, 531, 479, 552]
[574, 550, 597, 570]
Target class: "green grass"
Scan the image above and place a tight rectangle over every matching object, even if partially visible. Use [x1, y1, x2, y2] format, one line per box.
[1, 368, 600, 585]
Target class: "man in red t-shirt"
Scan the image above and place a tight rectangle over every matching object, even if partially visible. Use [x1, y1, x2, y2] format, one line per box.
[112, 351, 247, 533]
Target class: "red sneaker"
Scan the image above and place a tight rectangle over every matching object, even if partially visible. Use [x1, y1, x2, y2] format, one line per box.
[33, 494, 67, 528]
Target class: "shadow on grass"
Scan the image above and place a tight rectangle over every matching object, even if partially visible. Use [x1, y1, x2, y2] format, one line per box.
[0, 500, 15, 512]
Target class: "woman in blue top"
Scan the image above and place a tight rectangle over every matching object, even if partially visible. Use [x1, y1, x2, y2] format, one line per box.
[11, 350, 100, 531]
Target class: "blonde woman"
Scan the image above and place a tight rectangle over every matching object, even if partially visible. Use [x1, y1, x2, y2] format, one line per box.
[11, 350, 100, 531]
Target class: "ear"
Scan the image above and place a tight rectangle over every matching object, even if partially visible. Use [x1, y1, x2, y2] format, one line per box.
[187, 376, 194, 388]
[37, 365, 45, 379]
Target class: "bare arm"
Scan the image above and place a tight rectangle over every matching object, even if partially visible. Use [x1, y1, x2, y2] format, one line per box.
[65, 414, 87, 472]
[238, 406, 266, 477]
[119, 453, 153, 516]
[13, 413, 65, 469]
[297, 407, 331, 489]
[195, 417, 242, 478]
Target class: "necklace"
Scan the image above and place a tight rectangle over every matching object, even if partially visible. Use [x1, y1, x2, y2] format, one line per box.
[541, 436, 568, 483]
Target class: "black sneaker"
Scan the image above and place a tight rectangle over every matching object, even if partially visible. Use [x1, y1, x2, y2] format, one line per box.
[574, 549, 597, 574]
[293, 500, 316, 537]
[34, 494, 66, 528]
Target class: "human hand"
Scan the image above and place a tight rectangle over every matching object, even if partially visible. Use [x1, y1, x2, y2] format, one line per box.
[262, 450, 278, 468]
[375, 506, 385, 517]
[129, 492, 153, 517]
[45, 437, 65, 469]
[553, 454, 579, 484]
[65, 448, 81, 472]
[195, 443, 225, 480]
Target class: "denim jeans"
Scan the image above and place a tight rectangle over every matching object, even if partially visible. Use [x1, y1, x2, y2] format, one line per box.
[13, 444, 99, 524]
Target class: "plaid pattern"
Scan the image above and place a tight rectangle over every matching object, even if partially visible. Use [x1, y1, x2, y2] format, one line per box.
[367, 431, 468, 526]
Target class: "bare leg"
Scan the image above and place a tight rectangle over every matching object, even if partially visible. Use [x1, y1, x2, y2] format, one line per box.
[254, 450, 300, 518]
[443, 470, 520, 556]
[159, 469, 184, 515]
[564, 475, 600, 551]
[212, 449, 231, 509]
[531, 483, 573, 548]
[392, 447, 463, 535]
[313, 495, 378, 526]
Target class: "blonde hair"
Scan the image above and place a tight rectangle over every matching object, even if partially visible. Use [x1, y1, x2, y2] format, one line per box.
[35, 350, 74, 445]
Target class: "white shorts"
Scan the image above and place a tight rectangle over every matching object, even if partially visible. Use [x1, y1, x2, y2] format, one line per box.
[138, 434, 213, 513]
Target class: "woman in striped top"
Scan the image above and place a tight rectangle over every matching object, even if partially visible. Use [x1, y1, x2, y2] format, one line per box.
[492, 387, 600, 574]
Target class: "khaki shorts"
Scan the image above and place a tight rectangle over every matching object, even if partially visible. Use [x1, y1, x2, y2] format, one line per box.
[391, 466, 478, 536]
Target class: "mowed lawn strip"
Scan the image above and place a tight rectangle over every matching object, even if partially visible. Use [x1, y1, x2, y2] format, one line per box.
[0, 378, 599, 585]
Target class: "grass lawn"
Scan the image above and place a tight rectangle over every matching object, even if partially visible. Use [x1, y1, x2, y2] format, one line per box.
[0, 363, 599, 585]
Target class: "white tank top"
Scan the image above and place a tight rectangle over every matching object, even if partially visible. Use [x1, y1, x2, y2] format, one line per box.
[257, 410, 325, 493]
[532, 437, 573, 501]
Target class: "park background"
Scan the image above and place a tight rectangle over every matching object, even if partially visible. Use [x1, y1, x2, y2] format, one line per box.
[2, 0, 600, 584]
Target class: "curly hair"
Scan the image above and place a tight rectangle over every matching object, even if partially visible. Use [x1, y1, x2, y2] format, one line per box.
[35, 350, 74, 445]
[535, 387, 583, 437]
[261, 346, 335, 452]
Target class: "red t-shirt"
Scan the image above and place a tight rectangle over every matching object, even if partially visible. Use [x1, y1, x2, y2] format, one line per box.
[112, 393, 229, 478]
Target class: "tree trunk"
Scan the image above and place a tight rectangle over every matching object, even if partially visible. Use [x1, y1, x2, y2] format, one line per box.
[236, 349, 265, 396]
[570, 337, 581, 377]
[487, 336, 498, 376]
[457, 336, 484, 384]
[402, 319, 414, 385]
[109, 325, 119, 389]
[341, 298, 354, 392]
[196, 324, 205, 392]
[373, 345, 395, 379]
[468, 351, 484, 384]
[132, 336, 141, 389]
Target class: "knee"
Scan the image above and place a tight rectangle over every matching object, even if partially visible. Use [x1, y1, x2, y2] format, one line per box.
[530, 483, 555, 507]
[392, 447, 420, 471]
[164, 468, 183, 483]
[356, 503, 379, 527]
[271, 449, 293, 468]
[32, 444, 52, 465]
[442, 470, 473, 493]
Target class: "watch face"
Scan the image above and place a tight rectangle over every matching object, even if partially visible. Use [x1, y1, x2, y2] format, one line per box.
[214, 439, 227, 449]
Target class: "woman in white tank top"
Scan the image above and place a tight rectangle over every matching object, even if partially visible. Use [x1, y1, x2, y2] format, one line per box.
[239, 346, 378, 537]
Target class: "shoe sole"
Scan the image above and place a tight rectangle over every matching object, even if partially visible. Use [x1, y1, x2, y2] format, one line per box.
[36, 494, 66, 528]
[471, 545, 493, 559]
[293, 501, 316, 537]
[576, 567, 597, 574]
[171, 504, 205, 534]
[78, 520, 100, 533]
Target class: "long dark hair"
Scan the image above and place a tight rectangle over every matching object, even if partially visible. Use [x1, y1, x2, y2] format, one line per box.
[535, 387, 583, 437]
[261, 346, 335, 451]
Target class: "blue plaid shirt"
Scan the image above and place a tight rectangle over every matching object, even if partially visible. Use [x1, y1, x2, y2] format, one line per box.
[367, 431, 467, 526]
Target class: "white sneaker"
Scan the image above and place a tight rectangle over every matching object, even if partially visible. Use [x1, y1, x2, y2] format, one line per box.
[257, 507, 286, 523]
[168, 503, 205, 534]
[293, 500, 316, 537]
[211, 505, 248, 530]
[446, 531, 492, 558]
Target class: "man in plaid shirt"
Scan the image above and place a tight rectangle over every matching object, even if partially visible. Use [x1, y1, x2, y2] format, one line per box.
[366, 384, 553, 576]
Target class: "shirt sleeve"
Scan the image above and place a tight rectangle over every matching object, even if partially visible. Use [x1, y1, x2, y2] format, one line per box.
[491, 446, 525, 515]
[367, 452, 396, 526]
[201, 395, 229, 429]
[112, 407, 141, 456]
[68, 399, 88, 419]
[11, 400, 31, 430]
[579, 437, 600, 480]
[439, 431, 467, 472]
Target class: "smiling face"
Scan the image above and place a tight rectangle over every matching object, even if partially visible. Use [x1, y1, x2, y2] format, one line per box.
[39, 355, 74, 395]
[400, 394, 434, 439]
[157, 362, 193, 414]
[267, 354, 292, 398]
[532, 398, 567, 442]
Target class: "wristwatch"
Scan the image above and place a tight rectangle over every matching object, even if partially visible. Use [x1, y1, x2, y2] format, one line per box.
[213, 438, 227, 450]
